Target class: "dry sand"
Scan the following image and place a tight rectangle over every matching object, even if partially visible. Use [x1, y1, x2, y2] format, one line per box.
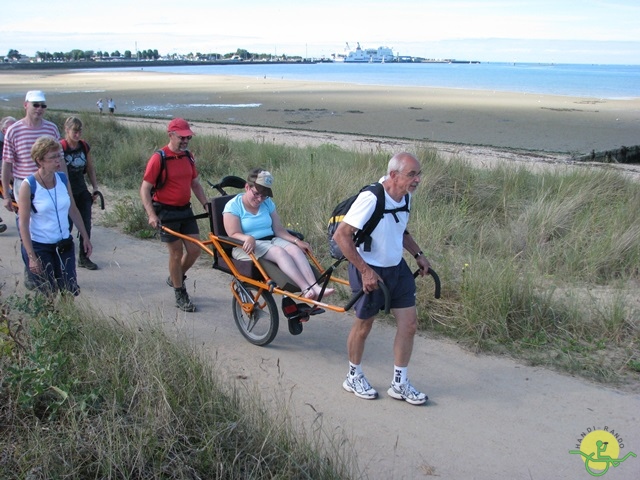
[2, 69, 640, 479]
[1, 68, 639, 154]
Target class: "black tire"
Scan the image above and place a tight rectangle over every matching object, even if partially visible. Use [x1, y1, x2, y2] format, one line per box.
[231, 281, 279, 346]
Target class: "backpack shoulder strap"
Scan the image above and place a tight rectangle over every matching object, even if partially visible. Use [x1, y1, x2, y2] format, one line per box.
[27, 175, 37, 193]
[27, 175, 38, 213]
[57, 172, 68, 186]
[152, 149, 167, 193]
[354, 182, 386, 249]
[153, 149, 193, 194]
[60, 139, 88, 154]
[360, 182, 386, 234]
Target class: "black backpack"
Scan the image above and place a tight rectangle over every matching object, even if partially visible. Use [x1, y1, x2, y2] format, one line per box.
[152, 149, 194, 194]
[327, 182, 410, 260]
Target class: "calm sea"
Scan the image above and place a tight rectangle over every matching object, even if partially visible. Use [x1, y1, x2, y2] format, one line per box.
[113, 62, 639, 100]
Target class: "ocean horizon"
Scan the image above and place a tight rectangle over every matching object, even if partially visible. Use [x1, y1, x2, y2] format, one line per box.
[102, 62, 640, 100]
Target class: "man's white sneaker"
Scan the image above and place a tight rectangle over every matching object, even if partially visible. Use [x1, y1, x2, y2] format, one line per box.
[387, 380, 428, 405]
[343, 373, 378, 399]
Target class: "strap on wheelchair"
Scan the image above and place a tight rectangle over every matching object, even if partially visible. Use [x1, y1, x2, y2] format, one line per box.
[179, 212, 211, 222]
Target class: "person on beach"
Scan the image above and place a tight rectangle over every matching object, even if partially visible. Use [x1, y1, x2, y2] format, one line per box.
[96, 98, 103, 115]
[222, 168, 334, 300]
[2, 91, 62, 288]
[333, 152, 432, 405]
[107, 98, 116, 115]
[18, 135, 92, 297]
[140, 118, 209, 312]
[0, 116, 17, 233]
[61, 117, 99, 270]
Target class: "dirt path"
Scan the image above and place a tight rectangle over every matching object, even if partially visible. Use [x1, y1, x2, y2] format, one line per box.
[1, 222, 639, 479]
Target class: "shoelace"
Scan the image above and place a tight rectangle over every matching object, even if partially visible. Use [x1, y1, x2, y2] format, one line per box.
[354, 374, 372, 391]
[402, 381, 422, 398]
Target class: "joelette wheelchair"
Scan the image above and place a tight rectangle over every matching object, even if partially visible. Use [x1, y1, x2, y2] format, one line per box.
[160, 175, 440, 346]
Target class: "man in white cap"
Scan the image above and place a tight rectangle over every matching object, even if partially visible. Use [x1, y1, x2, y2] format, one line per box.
[140, 118, 209, 312]
[2, 91, 62, 289]
[2, 91, 62, 214]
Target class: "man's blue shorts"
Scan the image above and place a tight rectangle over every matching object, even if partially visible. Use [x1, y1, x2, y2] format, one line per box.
[348, 259, 416, 319]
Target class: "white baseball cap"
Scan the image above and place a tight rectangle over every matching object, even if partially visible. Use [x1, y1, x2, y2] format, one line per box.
[25, 90, 46, 102]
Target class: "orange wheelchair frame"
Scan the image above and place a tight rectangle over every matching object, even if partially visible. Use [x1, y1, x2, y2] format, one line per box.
[0, 183, 18, 210]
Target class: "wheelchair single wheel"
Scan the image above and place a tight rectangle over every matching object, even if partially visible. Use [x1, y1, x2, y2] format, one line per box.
[231, 281, 279, 346]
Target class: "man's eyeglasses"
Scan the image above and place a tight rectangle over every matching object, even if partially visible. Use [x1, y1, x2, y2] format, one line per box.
[32, 103, 47, 109]
[172, 133, 192, 141]
[395, 169, 422, 178]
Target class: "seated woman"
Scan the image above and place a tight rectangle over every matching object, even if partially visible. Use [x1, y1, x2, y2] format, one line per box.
[223, 168, 333, 300]
[18, 135, 92, 296]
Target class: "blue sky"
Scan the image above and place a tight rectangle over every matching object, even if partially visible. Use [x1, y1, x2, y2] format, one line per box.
[2, 0, 639, 64]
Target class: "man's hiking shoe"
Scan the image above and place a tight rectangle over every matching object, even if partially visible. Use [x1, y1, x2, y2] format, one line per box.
[175, 287, 196, 312]
[387, 380, 428, 405]
[343, 373, 378, 400]
[78, 256, 98, 270]
[166, 274, 187, 288]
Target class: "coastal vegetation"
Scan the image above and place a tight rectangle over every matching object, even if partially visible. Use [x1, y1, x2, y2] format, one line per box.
[0, 295, 355, 478]
[1, 106, 639, 475]
[2, 47, 305, 65]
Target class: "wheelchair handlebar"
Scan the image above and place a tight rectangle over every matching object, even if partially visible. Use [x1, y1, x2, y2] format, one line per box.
[207, 175, 247, 196]
[344, 280, 391, 314]
[93, 191, 105, 210]
[344, 267, 440, 314]
[413, 268, 441, 299]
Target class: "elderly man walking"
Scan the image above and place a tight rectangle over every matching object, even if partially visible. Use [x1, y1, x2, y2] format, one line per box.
[333, 152, 432, 405]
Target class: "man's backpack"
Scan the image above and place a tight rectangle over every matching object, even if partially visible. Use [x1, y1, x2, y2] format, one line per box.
[152, 149, 194, 194]
[327, 182, 410, 260]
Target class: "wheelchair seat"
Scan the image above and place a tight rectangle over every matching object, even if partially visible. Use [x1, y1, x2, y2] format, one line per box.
[210, 195, 309, 292]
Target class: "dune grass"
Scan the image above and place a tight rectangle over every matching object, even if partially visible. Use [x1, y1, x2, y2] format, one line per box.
[2, 106, 638, 386]
[0, 293, 357, 479]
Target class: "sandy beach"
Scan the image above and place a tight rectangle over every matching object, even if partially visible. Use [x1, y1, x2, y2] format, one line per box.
[1, 69, 639, 154]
